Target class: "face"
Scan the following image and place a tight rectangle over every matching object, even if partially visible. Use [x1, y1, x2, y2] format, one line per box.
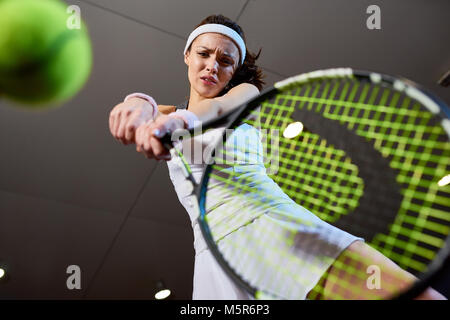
[184, 32, 240, 99]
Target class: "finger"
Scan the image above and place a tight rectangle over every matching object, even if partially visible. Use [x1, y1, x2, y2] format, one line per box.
[125, 112, 148, 144]
[149, 135, 168, 159]
[155, 150, 171, 161]
[124, 123, 136, 144]
[141, 137, 155, 158]
[143, 126, 153, 153]
[135, 126, 142, 146]
[110, 111, 120, 141]
[135, 124, 160, 160]
[113, 110, 125, 143]
[116, 110, 129, 143]
[143, 148, 155, 159]
[109, 110, 115, 136]
[150, 120, 166, 138]
[115, 108, 126, 135]
[154, 117, 185, 139]
[150, 116, 169, 137]
[136, 123, 152, 148]
[135, 129, 154, 158]
[136, 144, 153, 159]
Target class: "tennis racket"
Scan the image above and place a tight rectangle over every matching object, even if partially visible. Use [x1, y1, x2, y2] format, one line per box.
[162, 68, 450, 300]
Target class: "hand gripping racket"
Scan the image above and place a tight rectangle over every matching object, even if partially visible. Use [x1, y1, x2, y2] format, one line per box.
[162, 68, 450, 300]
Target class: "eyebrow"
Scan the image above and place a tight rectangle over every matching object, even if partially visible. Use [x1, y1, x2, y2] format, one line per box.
[197, 46, 236, 60]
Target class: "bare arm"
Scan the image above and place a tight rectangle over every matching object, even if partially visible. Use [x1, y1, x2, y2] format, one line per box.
[133, 83, 259, 160]
[186, 83, 260, 122]
[152, 83, 258, 120]
[157, 104, 176, 115]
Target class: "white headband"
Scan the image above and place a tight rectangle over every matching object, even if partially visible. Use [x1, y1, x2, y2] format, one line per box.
[183, 24, 246, 65]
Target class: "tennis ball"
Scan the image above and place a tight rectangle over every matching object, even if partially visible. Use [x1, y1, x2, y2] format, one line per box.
[0, 0, 93, 108]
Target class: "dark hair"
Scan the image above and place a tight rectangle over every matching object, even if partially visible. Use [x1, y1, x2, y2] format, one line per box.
[188, 14, 265, 94]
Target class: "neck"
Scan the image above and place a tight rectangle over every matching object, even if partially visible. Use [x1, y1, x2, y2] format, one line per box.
[188, 88, 209, 109]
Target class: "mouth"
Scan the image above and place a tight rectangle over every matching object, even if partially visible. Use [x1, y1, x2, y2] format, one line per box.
[200, 76, 217, 85]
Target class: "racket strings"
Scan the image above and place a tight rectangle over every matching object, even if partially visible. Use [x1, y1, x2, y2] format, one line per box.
[272, 79, 449, 273]
[274, 132, 363, 221]
[264, 82, 365, 222]
[202, 75, 449, 298]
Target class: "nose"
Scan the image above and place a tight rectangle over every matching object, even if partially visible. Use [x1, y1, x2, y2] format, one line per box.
[206, 58, 219, 74]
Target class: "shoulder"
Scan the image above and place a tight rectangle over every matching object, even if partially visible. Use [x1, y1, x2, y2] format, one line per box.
[230, 83, 260, 94]
[213, 83, 261, 114]
[215, 83, 260, 103]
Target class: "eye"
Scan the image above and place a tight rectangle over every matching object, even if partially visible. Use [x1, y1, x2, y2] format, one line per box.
[222, 59, 233, 65]
[198, 52, 208, 57]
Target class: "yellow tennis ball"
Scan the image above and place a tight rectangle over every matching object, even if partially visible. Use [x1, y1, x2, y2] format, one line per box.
[0, 0, 93, 108]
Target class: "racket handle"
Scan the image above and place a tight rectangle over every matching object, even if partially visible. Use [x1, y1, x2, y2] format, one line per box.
[160, 127, 193, 150]
[160, 132, 173, 150]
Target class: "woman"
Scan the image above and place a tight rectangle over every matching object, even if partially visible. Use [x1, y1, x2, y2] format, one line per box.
[109, 15, 445, 300]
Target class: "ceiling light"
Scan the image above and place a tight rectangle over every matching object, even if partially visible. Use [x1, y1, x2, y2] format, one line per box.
[283, 121, 304, 139]
[154, 280, 171, 300]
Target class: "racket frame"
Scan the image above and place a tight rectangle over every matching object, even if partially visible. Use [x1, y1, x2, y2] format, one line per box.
[164, 68, 450, 300]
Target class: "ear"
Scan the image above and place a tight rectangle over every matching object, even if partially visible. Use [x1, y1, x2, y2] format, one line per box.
[184, 50, 190, 66]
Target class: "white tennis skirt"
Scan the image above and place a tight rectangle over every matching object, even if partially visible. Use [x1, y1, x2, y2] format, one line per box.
[191, 167, 363, 300]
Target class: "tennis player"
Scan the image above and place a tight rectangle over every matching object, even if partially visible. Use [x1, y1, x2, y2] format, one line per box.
[109, 15, 445, 300]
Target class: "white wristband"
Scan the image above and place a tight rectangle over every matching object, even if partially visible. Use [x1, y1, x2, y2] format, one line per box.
[168, 110, 200, 130]
[124, 92, 158, 118]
